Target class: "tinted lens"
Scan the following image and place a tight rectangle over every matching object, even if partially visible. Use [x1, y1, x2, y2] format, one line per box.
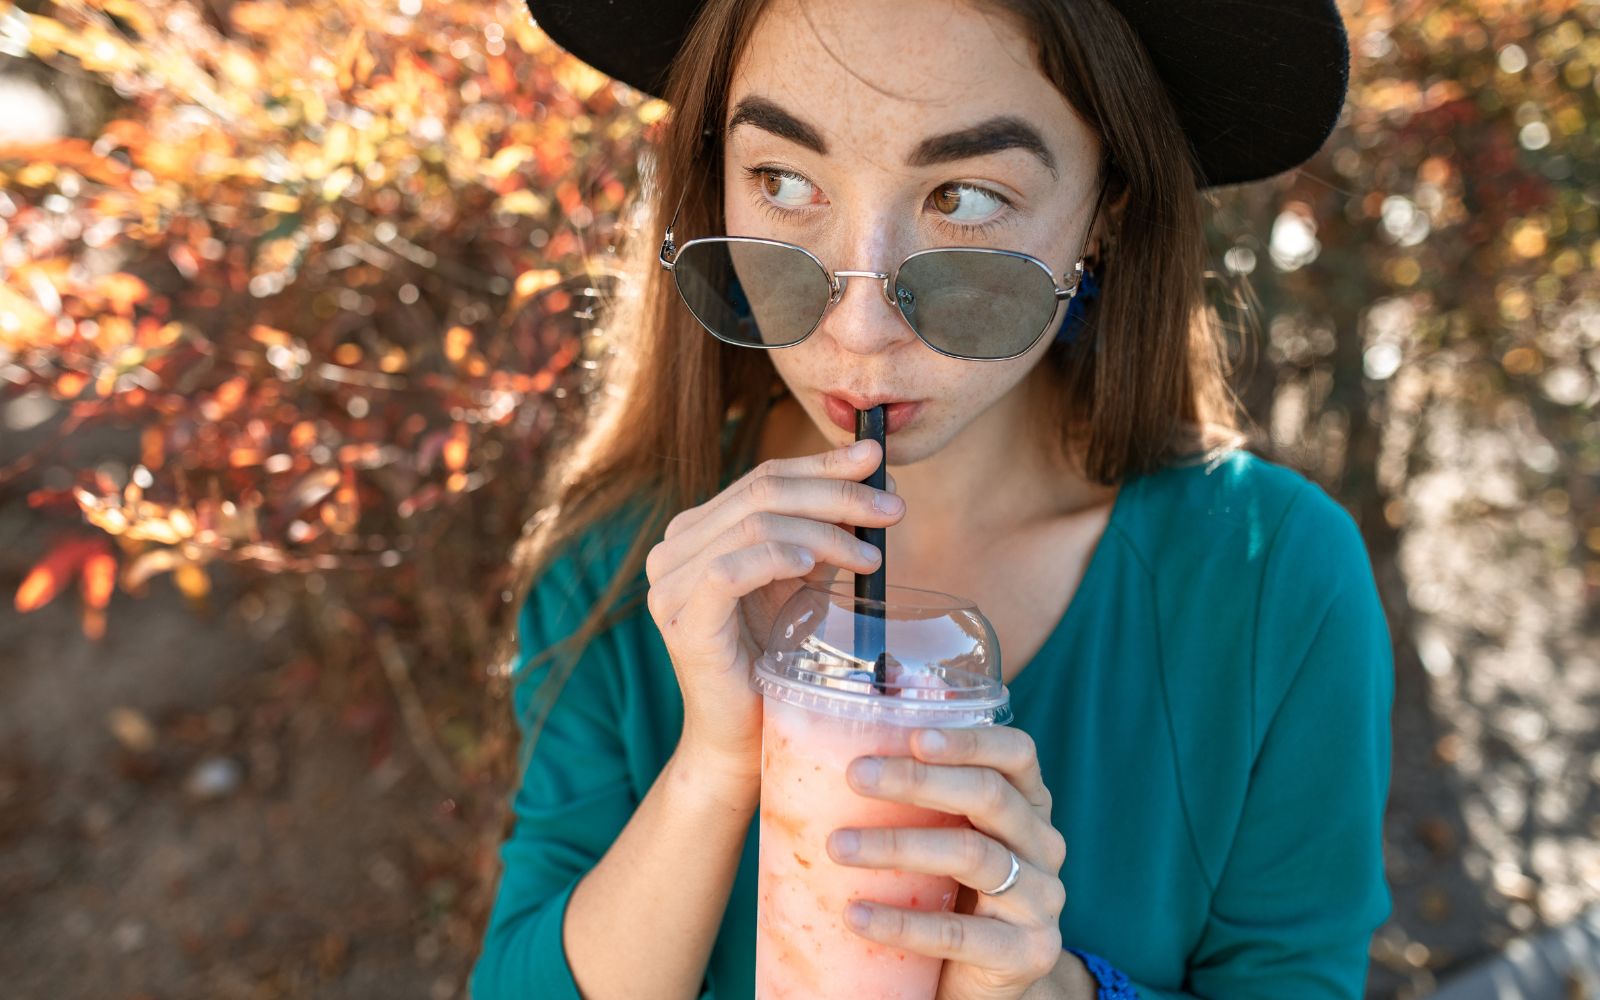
[672, 239, 831, 347]
[894, 250, 1059, 359]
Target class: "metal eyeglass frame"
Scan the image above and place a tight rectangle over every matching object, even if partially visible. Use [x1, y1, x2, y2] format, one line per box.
[656, 172, 1110, 363]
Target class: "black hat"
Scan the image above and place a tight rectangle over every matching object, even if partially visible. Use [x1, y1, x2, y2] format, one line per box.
[524, 0, 1349, 189]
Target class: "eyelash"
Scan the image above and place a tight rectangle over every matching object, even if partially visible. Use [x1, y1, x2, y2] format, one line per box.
[741, 166, 1014, 239]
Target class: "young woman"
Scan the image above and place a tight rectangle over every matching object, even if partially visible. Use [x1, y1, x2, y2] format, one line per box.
[472, 1, 1392, 998]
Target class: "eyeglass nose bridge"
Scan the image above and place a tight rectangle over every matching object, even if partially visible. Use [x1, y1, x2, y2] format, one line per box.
[828, 269, 899, 309]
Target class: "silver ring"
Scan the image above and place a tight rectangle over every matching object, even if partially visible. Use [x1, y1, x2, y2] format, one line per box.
[980, 849, 1022, 896]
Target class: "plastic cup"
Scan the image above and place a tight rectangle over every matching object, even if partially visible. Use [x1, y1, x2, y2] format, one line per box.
[749, 580, 1011, 1000]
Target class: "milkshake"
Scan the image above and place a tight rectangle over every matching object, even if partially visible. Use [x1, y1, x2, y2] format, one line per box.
[750, 582, 1011, 1000]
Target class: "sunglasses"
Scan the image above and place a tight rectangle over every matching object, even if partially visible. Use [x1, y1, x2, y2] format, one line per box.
[657, 174, 1110, 362]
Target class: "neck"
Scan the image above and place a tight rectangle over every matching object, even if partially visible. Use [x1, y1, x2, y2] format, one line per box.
[889, 366, 1092, 547]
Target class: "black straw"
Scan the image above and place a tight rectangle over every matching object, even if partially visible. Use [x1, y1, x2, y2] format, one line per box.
[853, 406, 889, 694]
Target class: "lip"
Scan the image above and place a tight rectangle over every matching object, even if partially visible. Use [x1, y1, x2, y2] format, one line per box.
[821, 393, 924, 434]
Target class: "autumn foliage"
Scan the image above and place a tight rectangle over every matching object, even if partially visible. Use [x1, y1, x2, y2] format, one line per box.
[1, 0, 661, 653]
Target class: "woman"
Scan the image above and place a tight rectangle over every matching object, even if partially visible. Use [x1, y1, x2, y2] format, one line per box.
[473, 1, 1392, 998]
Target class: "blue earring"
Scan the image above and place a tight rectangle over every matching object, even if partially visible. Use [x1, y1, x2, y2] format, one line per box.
[1054, 259, 1101, 347]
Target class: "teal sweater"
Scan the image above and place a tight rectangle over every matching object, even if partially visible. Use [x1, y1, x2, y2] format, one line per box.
[471, 446, 1394, 999]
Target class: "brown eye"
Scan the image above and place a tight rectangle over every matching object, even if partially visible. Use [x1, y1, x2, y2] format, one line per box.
[752, 168, 817, 210]
[931, 185, 961, 216]
[930, 183, 1006, 226]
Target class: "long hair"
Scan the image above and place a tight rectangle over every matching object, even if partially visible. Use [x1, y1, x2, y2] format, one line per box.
[494, 0, 1249, 754]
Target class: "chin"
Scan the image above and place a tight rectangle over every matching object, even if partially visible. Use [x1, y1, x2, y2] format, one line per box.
[881, 430, 952, 467]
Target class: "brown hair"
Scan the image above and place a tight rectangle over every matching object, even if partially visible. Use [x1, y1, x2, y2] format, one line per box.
[493, 0, 1249, 752]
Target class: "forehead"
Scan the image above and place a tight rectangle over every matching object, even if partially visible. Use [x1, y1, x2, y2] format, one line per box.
[727, 0, 1093, 168]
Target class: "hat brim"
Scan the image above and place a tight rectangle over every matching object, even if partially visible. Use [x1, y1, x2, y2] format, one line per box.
[525, 0, 1348, 189]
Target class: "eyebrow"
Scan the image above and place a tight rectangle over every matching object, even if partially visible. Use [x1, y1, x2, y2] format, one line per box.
[726, 96, 1058, 179]
[727, 97, 828, 155]
[909, 116, 1058, 180]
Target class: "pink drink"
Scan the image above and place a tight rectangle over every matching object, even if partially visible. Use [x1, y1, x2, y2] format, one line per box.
[754, 695, 968, 999]
[748, 582, 1011, 1000]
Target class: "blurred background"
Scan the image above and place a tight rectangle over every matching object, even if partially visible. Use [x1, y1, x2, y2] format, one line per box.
[0, 0, 1595, 997]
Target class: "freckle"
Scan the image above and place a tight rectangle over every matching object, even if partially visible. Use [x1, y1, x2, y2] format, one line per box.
[910, 895, 919, 906]
[794, 852, 812, 868]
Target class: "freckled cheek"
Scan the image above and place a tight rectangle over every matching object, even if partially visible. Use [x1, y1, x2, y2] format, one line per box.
[920, 367, 1018, 416]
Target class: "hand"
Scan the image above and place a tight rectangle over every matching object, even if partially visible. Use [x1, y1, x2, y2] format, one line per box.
[825, 726, 1068, 1000]
[643, 439, 903, 780]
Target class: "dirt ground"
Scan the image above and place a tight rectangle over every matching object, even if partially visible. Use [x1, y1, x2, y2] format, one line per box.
[0, 561, 482, 999]
[1, 395, 1596, 999]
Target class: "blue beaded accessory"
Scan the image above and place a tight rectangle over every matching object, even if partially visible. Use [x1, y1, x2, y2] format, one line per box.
[1053, 259, 1102, 347]
[1064, 948, 1139, 1000]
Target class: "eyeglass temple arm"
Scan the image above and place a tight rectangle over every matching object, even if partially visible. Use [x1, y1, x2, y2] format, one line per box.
[659, 184, 689, 271]
[1055, 164, 1113, 299]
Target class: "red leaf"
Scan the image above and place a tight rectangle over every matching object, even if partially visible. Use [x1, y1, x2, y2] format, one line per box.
[14, 538, 99, 613]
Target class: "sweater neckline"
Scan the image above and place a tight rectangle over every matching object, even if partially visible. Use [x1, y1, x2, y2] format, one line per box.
[1005, 471, 1138, 694]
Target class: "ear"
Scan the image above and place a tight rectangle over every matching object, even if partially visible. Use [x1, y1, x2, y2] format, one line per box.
[1084, 165, 1129, 262]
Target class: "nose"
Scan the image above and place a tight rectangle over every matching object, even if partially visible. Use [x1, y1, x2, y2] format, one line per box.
[819, 266, 915, 356]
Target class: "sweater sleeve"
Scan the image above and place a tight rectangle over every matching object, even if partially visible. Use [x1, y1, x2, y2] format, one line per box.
[1131, 483, 1395, 1000]
[469, 536, 641, 1000]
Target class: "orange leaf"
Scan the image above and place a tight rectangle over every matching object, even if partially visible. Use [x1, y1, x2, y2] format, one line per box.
[289, 420, 319, 452]
[94, 273, 151, 314]
[248, 324, 293, 348]
[54, 371, 90, 399]
[335, 27, 377, 90]
[213, 376, 249, 415]
[95, 365, 119, 398]
[79, 551, 117, 610]
[14, 538, 96, 612]
[101, 115, 147, 146]
[138, 321, 184, 350]
[15, 564, 63, 613]
[444, 325, 473, 364]
[511, 269, 563, 311]
[442, 424, 470, 472]
[174, 563, 210, 601]
[0, 285, 53, 344]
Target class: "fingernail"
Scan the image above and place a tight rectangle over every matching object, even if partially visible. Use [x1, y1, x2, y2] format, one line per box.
[832, 829, 860, 859]
[873, 491, 903, 514]
[858, 541, 880, 562]
[919, 729, 946, 753]
[849, 440, 872, 459]
[852, 757, 882, 787]
[846, 902, 872, 929]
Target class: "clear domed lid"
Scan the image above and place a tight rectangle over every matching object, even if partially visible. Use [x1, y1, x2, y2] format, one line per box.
[750, 579, 1012, 727]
